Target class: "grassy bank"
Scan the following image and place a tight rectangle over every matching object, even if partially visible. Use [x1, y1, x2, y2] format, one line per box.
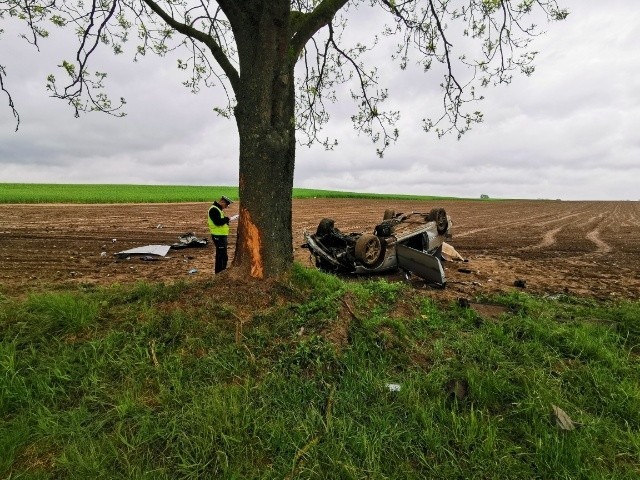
[0, 183, 461, 204]
[1, 266, 638, 478]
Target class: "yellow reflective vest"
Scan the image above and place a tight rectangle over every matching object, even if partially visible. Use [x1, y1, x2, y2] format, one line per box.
[208, 204, 229, 235]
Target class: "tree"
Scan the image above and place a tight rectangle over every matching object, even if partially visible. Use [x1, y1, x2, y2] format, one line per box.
[1, 0, 567, 279]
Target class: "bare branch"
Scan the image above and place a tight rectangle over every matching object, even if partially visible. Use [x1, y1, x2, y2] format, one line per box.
[0, 65, 20, 131]
[290, 0, 349, 58]
[141, 0, 240, 92]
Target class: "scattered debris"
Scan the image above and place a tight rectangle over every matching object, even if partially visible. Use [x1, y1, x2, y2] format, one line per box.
[156, 223, 163, 229]
[514, 279, 527, 289]
[188, 268, 198, 274]
[140, 255, 160, 262]
[442, 242, 466, 262]
[115, 245, 171, 258]
[551, 404, 578, 431]
[112, 238, 117, 243]
[100, 252, 107, 257]
[386, 383, 401, 392]
[458, 268, 473, 274]
[171, 232, 208, 250]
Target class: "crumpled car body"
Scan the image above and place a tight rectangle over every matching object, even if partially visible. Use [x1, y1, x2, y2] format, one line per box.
[303, 208, 452, 285]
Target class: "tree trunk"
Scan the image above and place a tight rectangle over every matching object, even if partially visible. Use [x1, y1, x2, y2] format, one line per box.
[231, 2, 296, 279]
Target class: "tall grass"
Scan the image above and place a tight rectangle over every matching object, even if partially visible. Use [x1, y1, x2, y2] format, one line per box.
[1, 268, 638, 478]
[0, 183, 460, 204]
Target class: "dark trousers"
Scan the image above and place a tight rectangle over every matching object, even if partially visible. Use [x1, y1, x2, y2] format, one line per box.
[211, 235, 228, 273]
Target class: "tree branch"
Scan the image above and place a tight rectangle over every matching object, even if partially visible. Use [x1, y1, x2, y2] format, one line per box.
[290, 0, 349, 58]
[0, 65, 20, 131]
[141, 0, 240, 93]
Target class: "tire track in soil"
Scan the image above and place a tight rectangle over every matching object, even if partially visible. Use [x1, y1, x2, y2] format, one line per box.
[517, 205, 597, 252]
[520, 226, 564, 251]
[583, 205, 621, 255]
[585, 228, 611, 254]
[453, 212, 552, 238]
[454, 206, 591, 249]
[584, 205, 620, 255]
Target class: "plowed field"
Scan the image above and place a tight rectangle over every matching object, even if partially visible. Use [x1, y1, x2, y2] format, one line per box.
[1, 199, 638, 300]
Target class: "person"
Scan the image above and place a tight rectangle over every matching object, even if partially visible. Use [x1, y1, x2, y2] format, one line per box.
[207, 195, 236, 273]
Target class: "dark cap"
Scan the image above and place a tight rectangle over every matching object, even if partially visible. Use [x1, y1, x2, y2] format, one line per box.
[221, 195, 233, 204]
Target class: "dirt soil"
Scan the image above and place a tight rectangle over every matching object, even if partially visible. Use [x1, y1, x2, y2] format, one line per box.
[1, 199, 638, 301]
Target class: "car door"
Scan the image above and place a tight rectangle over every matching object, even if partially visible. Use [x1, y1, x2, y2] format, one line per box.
[396, 244, 446, 285]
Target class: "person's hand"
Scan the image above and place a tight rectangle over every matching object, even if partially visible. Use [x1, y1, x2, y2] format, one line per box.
[229, 214, 239, 221]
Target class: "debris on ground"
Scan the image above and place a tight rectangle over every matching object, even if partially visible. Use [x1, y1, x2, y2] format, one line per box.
[442, 242, 466, 262]
[170, 232, 208, 250]
[551, 405, 578, 431]
[115, 245, 171, 258]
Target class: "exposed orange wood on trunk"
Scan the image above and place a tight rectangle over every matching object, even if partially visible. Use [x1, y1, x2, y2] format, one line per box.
[240, 207, 264, 279]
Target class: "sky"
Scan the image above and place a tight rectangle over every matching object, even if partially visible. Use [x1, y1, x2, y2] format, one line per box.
[1, 0, 638, 200]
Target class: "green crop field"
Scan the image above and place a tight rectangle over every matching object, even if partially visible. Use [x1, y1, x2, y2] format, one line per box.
[0, 183, 463, 204]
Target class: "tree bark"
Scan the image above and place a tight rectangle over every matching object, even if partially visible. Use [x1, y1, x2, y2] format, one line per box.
[231, 1, 296, 279]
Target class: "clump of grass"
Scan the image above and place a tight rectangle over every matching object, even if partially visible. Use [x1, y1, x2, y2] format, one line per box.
[1, 274, 639, 478]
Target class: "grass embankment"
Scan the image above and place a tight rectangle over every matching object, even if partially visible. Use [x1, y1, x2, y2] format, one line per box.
[1, 266, 639, 478]
[0, 183, 460, 204]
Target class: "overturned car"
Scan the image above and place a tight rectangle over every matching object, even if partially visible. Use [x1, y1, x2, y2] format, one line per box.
[302, 208, 453, 285]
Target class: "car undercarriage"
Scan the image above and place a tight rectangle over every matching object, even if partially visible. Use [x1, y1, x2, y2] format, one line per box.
[303, 208, 453, 285]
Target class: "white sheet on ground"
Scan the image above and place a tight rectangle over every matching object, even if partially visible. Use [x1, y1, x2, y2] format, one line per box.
[115, 245, 171, 257]
[441, 242, 465, 262]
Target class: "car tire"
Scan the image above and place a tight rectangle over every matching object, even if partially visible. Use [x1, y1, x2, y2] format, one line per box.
[427, 208, 448, 235]
[383, 209, 396, 220]
[316, 218, 335, 236]
[355, 234, 385, 267]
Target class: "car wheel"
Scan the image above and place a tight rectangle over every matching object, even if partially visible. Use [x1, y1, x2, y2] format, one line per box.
[316, 218, 335, 236]
[383, 209, 396, 221]
[355, 234, 385, 267]
[427, 208, 448, 235]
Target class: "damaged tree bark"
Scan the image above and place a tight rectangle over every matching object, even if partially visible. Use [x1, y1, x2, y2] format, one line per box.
[231, 2, 297, 278]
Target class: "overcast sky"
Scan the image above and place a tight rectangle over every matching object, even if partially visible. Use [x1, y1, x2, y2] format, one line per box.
[1, 0, 638, 200]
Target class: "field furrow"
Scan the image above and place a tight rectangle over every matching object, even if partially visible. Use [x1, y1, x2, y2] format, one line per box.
[1, 199, 638, 300]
